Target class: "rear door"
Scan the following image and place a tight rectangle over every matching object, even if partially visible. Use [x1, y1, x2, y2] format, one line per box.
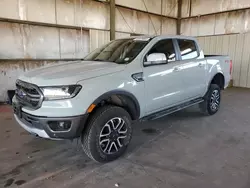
[175, 39, 207, 100]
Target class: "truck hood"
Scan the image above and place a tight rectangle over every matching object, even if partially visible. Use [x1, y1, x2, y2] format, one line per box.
[19, 60, 126, 86]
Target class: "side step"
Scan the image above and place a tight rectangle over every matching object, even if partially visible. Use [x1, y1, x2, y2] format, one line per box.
[141, 98, 204, 121]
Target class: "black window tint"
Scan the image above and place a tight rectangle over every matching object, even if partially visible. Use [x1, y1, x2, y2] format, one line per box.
[178, 39, 198, 60]
[148, 39, 176, 62]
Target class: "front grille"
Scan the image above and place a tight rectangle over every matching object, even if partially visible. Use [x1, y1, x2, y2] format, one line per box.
[16, 80, 43, 109]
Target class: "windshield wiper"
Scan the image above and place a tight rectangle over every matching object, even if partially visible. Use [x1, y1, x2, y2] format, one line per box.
[93, 59, 106, 61]
[93, 59, 115, 63]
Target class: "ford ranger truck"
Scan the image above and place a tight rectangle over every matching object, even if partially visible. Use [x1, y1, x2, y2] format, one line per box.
[12, 35, 232, 162]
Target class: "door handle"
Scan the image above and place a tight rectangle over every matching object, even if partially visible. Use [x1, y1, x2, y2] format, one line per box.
[173, 67, 180, 72]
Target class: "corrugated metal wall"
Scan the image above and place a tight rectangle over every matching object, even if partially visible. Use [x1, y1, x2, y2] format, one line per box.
[197, 33, 250, 88]
[181, 10, 250, 36]
[182, 0, 250, 18]
[116, 6, 177, 35]
[116, 0, 178, 18]
[181, 0, 250, 36]
[0, 21, 90, 59]
[89, 30, 110, 51]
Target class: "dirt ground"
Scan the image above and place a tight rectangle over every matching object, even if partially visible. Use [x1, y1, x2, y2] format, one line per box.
[1, 87, 250, 188]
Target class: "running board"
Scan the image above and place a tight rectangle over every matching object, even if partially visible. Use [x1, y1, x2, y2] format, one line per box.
[141, 98, 204, 121]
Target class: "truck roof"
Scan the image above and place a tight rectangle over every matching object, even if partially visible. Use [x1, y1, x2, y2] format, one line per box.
[128, 35, 197, 41]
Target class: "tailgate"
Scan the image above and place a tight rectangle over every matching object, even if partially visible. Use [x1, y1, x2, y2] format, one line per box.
[222, 57, 232, 88]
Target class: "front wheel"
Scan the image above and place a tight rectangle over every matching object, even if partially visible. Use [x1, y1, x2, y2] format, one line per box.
[81, 105, 132, 163]
[200, 84, 221, 115]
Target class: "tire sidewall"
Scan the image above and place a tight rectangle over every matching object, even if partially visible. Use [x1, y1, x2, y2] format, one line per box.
[207, 84, 221, 115]
[84, 106, 132, 162]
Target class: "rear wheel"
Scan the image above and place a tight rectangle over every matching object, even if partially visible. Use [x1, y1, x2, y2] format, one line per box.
[81, 105, 132, 163]
[200, 84, 221, 115]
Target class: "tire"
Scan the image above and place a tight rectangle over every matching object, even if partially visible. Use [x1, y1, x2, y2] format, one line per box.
[81, 105, 132, 163]
[199, 84, 221, 115]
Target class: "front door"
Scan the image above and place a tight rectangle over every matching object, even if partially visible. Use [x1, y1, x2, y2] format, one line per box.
[143, 39, 185, 114]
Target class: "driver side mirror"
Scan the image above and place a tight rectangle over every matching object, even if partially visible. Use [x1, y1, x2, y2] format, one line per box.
[144, 53, 167, 66]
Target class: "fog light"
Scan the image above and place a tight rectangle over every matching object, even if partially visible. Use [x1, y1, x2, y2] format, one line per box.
[48, 121, 71, 131]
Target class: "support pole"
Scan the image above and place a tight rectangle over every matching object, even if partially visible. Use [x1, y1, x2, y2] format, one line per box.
[177, 0, 182, 35]
[110, 0, 115, 40]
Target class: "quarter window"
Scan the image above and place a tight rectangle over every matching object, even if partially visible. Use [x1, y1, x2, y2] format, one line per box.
[177, 39, 198, 60]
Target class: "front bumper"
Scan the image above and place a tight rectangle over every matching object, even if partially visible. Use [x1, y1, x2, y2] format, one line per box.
[13, 110, 88, 140]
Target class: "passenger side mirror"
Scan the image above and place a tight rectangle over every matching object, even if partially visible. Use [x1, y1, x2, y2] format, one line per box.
[144, 53, 167, 66]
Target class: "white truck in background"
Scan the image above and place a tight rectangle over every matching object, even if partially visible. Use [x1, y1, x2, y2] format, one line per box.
[12, 35, 232, 162]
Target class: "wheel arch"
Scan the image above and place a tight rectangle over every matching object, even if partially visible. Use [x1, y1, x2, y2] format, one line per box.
[209, 73, 225, 90]
[91, 90, 141, 120]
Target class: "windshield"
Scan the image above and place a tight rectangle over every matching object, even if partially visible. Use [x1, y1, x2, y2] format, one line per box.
[84, 38, 150, 64]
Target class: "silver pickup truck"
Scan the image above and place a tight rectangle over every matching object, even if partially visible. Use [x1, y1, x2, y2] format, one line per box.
[13, 35, 232, 162]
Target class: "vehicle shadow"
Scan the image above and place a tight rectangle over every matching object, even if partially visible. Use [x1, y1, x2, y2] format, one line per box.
[126, 105, 204, 156]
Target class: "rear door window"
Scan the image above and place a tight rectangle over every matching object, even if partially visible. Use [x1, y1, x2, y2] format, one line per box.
[177, 39, 198, 60]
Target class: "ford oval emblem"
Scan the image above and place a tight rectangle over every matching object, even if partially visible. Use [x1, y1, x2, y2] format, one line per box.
[16, 89, 26, 98]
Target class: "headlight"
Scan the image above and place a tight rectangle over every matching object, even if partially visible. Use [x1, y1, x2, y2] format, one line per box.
[41, 85, 82, 100]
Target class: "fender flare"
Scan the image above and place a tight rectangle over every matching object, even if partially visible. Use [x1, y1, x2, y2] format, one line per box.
[92, 90, 141, 120]
[208, 72, 225, 89]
